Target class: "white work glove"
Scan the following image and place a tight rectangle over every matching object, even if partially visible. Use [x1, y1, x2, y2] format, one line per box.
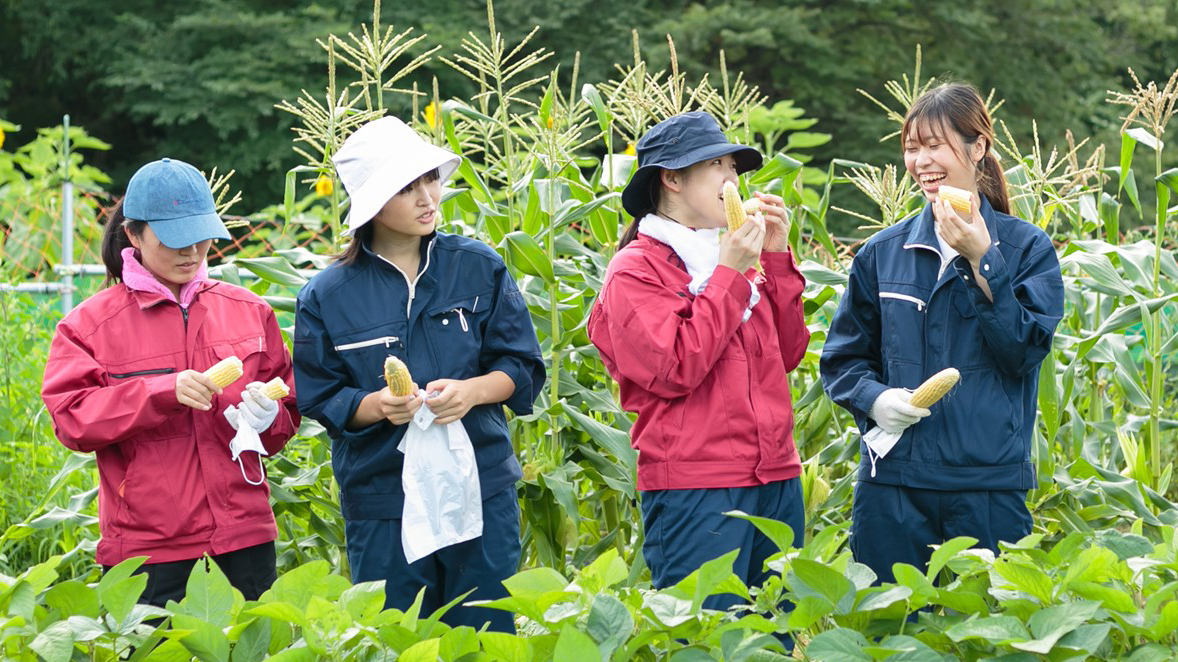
[861, 388, 931, 478]
[869, 388, 930, 435]
[237, 382, 279, 433]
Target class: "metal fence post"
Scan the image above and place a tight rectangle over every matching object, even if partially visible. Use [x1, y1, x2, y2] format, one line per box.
[61, 114, 74, 314]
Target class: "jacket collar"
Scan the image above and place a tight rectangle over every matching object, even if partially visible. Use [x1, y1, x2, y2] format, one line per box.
[903, 194, 1002, 254]
[361, 231, 437, 273]
[121, 247, 212, 309]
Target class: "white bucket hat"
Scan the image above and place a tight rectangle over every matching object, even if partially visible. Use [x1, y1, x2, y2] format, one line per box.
[332, 116, 461, 234]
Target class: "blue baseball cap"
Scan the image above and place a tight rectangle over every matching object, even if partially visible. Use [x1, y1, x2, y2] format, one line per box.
[123, 158, 231, 249]
[621, 111, 762, 217]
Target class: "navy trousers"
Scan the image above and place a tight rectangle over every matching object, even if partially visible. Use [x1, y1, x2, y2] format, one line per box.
[344, 484, 521, 632]
[640, 478, 804, 611]
[851, 481, 1032, 585]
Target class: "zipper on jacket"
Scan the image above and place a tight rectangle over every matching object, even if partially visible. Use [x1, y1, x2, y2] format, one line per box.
[377, 237, 435, 319]
[109, 367, 176, 379]
[879, 291, 926, 311]
[334, 336, 400, 352]
[182, 306, 189, 328]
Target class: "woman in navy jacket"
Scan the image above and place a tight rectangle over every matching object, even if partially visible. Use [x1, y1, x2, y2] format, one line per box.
[820, 84, 1064, 583]
[293, 117, 545, 631]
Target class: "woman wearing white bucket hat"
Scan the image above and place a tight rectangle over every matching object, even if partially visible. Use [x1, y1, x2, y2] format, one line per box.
[293, 116, 545, 631]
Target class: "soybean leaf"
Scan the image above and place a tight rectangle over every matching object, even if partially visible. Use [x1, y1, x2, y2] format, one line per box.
[554, 624, 599, 662]
[804, 627, 871, 662]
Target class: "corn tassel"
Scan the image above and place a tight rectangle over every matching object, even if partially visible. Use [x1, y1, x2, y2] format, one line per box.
[261, 377, 290, 400]
[204, 357, 243, 389]
[384, 356, 413, 396]
[909, 368, 960, 408]
[937, 185, 972, 214]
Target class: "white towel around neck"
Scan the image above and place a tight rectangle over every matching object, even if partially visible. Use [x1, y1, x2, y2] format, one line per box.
[637, 213, 760, 322]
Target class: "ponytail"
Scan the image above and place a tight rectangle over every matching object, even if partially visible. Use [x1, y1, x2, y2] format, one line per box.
[99, 200, 146, 286]
[976, 151, 1009, 215]
[618, 166, 681, 250]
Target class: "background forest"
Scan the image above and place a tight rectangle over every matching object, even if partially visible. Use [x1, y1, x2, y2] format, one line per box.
[2, 0, 1176, 234]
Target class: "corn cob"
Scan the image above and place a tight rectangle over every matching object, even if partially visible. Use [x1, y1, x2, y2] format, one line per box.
[383, 356, 413, 397]
[203, 356, 243, 389]
[937, 185, 972, 214]
[261, 377, 290, 400]
[723, 182, 746, 232]
[909, 367, 960, 408]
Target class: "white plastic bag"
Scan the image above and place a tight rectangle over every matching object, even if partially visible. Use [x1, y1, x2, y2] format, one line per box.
[397, 391, 482, 564]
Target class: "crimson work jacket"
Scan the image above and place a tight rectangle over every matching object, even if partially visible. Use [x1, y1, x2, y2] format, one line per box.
[588, 236, 809, 491]
[42, 281, 299, 565]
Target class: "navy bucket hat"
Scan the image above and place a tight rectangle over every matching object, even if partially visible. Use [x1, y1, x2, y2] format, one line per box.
[123, 158, 231, 249]
[621, 111, 762, 217]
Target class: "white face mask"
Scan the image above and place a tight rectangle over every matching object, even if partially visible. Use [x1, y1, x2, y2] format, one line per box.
[228, 420, 270, 486]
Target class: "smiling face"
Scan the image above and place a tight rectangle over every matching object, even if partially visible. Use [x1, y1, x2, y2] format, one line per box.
[371, 168, 442, 241]
[661, 153, 740, 229]
[903, 118, 986, 202]
[126, 223, 211, 297]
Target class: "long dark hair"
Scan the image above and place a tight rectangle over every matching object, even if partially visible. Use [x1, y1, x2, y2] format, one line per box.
[100, 200, 147, 285]
[901, 83, 1010, 215]
[336, 167, 441, 265]
[617, 167, 684, 250]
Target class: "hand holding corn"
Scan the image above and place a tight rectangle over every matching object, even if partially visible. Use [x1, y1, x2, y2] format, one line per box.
[909, 368, 960, 408]
[718, 183, 765, 272]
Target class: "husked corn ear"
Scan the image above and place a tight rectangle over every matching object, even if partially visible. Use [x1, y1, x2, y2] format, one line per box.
[261, 377, 290, 400]
[938, 185, 973, 214]
[204, 357, 243, 389]
[909, 368, 960, 408]
[723, 182, 746, 233]
[383, 356, 413, 396]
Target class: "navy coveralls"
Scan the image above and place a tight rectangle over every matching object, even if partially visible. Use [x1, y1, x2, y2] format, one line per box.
[820, 196, 1063, 583]
[293, 232, 545, 630]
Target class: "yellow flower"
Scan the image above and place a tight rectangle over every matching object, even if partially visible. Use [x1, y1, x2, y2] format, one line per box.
[315, 174, 333, 197]
[424, 102, 439, 129]
[623, 142, 636, 156]
[0, 126, 5, 151]
[546, 115, 554, 129]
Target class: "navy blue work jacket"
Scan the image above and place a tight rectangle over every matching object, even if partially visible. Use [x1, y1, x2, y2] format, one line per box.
[820, 196, 1063, 491]
[293, 232, 545, 519]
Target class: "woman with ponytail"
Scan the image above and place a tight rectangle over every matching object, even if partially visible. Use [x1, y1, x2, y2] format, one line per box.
[820, 83, 1064, 583]
[42, 158, 299, 606]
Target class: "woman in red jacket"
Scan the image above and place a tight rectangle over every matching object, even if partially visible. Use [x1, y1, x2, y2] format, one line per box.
[588, 112, 809, 621]
[42, 158, 300, 606]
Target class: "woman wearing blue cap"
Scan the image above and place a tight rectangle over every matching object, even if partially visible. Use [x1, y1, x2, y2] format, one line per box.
[292, 116, 545, 631]
[42, 158, 300, 606]
[588, 111, 810, 623]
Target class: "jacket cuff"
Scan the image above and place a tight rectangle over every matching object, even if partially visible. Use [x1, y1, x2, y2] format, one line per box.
[850, 378, 889, 422]
[484, 359, 534, 415]
[322, 386, 368, 435]
[146, 373, 186, 415]
[761, 249, 801, 276]
[708, 265, 753, 306]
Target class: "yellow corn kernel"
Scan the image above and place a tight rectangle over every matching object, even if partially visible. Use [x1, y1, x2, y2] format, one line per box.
[723, 181, 746, 233]
[383, 356, 413, 397]
[204, 357, 244, 389]
[909, 367, 961, 408]
[938, 185, 972, 214]
[261, 377, 290, 400]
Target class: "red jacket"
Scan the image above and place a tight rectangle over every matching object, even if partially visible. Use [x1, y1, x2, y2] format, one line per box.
[588, 236, 809, 491]
[42, 281, 299, 565]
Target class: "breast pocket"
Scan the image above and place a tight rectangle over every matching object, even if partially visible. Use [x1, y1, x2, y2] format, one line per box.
[332, 324, 408, 391]
[106, 355, 186, 441]
[949, 288, 993, 369]
[426, 293, 492, 377]
[878, 290, 927, 364]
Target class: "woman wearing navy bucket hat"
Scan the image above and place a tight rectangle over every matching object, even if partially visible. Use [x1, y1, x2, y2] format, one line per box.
[588, 111, 810, 628]
[292, 116, 544, 631]
[42, 158, 301, 606]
